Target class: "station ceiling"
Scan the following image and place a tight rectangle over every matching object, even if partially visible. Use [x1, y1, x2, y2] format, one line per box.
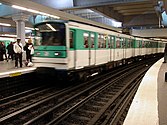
[29, 0, 167, 28]
[0, 0, 166, 38]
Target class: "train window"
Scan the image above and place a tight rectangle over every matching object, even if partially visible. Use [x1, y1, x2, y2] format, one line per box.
[34, 36, 41, 46]
[104, 36, 107, 48]
[149, 42, 151, 48]
[84, 33, 89, 48]
[160, 43, 165, 48]
[150, 42, 153, 48]
[145, 41, 150, 48]
[139, 41, 142, 48]
[130, 39, 134, 48]
[142, 41, 146, 48]
[108, 36, 114, 48]
[116, 37, 121, 48]
[136, 40, 140, 48]
[127, 38, 132, 48]
[34, 22, 66, 46]
[127, 39, 130, 48]
[110, 36, 115, 48]
[70, 31, 73, 48]
[122, 38, 126, 48]
[98, 34, 106, 48]
[90, 33, 95, 48]
[108, 36, 111, 48]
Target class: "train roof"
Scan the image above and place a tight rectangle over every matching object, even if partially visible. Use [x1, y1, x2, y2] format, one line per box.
[34, 20, 162, 43]
[34, 19, 122, 33]
[34, 20, 68, 26]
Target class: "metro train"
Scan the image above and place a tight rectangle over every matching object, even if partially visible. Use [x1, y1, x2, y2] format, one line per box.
[32, 20, 165, 81]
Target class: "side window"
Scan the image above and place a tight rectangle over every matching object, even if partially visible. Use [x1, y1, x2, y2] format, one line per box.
[145, 41, 148, 48]
[136, 40, 140, 48]
[131, 39, 134, 48]
[142, 41, 145, 48]
[110, 36, 115, 48]
[150, 42, 153, 48]
[90, 33, 95, 48]
[70, 31, 73, 48]
[148, 42, 151, 48]
[127, 38, 133, 48]
[108, 36, 111, 48]
[84, 32, 89, 48]
[139, 41, 142, 48]
[104, 35, 107, 48]
[98, 34, 106, 48]
[98, 34, 102, 48]
[98, 34, 101, 48]
[116, 37, 121, 48]
[122, 38, 126, 48]
[130, 39, 134, 48]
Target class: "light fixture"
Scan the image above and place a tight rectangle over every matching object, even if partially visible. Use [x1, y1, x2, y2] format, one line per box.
[0, 23, 11, 26]
[25, 27, 34, 30]
[46, 23, 56, 31]
[35, 28, 39, 30]
[12, 5, 60, 19]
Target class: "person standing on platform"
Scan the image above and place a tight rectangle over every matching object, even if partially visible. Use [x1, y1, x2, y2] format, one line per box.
[163, 43, 167, 63]
[7, 42, 14, 61]
[0, 42, 4, 61]
[13, 38, 23, 68]
[23, 39, 34, 66]
[2, 42, 8, 62]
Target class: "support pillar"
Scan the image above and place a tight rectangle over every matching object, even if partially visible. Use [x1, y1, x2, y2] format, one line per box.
[12, 13, 30, 46]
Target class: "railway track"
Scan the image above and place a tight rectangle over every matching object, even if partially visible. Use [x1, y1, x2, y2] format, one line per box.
[42, 63, 148, 125]
[0, 72, 37, 99]
[0, 57, 161, 125]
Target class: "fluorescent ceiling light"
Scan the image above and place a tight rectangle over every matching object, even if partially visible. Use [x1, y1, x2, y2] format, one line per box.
[1, 34, 17, 37]
[12, 5, 60, 19]
[46, 23, 56, 31]
[0, 23, 11, 26]
[25, 27, 34, 30]
[25, 27, 39, 31]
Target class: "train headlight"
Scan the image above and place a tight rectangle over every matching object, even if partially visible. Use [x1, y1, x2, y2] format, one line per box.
[54, 52, 60, 56]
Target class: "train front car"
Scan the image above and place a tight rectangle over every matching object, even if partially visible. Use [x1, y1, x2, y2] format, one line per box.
[33, 21, 69, 82]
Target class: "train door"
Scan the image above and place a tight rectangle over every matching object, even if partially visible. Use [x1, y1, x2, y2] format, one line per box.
[122, 38, 126, 59]
[108, 36, 111, 61]
[132, 39, 135, 57]
[83, 32, 96, 66]
[139, 40, 141, 55]
[109, 36, 115, 61]
[89, 32, 96, 65]
[126, 38, 131, 58]
[69, 29, 75, 68]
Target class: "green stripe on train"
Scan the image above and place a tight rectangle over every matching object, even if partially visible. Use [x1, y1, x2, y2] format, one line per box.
[34, 50, 67, 58]
[35, 46, 66, 50]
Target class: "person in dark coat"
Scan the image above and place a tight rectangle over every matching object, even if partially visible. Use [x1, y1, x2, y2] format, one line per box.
[0, 42, 3, 61]
[24, 39, 34, 64]
[2, 42, 8, 61]
[7, 42, 14, 60]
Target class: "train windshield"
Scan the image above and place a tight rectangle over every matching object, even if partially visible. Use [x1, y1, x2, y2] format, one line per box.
[34, 22, 66, 46]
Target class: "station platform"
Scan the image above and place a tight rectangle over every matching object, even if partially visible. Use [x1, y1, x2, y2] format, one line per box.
[123, 58, 167, 125]
[0, 60, 36, 78]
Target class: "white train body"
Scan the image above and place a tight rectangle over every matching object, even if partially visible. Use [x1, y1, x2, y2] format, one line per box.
[32, 20, 165, 81]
